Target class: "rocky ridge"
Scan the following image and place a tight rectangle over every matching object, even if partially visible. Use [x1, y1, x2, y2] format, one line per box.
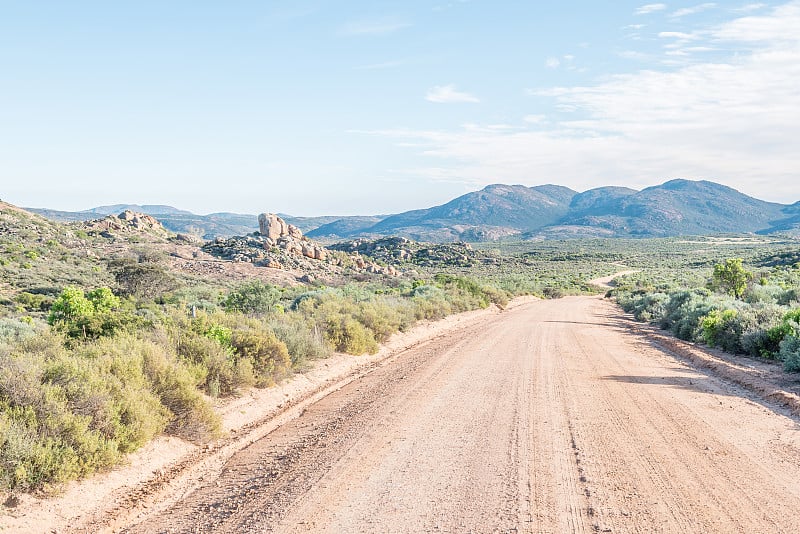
[328, 237, 500, 269]
[203, 213, 400, 278]
[80, 210, 174, 240]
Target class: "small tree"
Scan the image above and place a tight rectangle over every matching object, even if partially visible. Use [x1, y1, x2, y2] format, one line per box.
[223, 281, 281, 315]
[48, 286, 127, 339]
[108, 258, 180, 299]
[87, 287, 120, 312]
[48, 286, 94, 325]
[711, 258, 751, 299]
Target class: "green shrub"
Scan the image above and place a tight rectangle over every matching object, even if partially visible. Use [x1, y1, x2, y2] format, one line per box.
[619, 292, 669, 322]
[739, 305, 786, 358]
[410, 286, 452, 320]
[700, 309, 744, 352]
[745, 284, 784, 305]
[204, 323, 233, 349]
[47, 286, 133, 339]
[224, 281, 281, 314]
[176, 333, 243, 396]
[13, 292, 53, 312]
[48, 286, 94, 326]
[136, 337, 220, 441]
[0, 318, 37, 345]
[710, 258, 751, 299]
[780, 335, 800, 372]
[763, 308, 800, 358]
[434, 273, 492, 309]
[777, 288, 799, 306]
[269, 313, 331, 367]
[230, 329, 291, 386]
[324, 313, 379, 355]
[0, 331, 220, 491]
[541, 286, 565, 299]
[659, 289, 715, 341]
[356, 299, 406, 342]
[45, 345, 168, 453]
[108, 258, 180, 299]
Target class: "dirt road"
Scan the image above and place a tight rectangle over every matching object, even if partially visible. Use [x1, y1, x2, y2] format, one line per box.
[120, 297, 800, 533]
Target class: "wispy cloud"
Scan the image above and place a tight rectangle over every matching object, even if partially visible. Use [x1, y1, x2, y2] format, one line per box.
[426, 85, 480, 104]
[636, 3, 668, 15]
[523, 115, 548, 124]
[658, 31, 699, 39]
[367, 3, 800, 202]
[339, 17, 410, 36]
[671, 3, 717, 17]
[712, 1, 800, 41]
[545, 57, 561, 68]
[734, 3, 767, 12]
[618, 50, 654, 61]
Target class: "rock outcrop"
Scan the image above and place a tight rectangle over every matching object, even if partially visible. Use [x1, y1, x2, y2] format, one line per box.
[328, 237, 494, 268]
[258, 213, 288, 240]
[80, 211, 172, 240]
[257, 213, 327, 262]
[203, 213, 402, 279]
[259, 213, 304, 241]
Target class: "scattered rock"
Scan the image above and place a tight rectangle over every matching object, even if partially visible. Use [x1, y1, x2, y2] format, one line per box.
[174, 233, 204, 245]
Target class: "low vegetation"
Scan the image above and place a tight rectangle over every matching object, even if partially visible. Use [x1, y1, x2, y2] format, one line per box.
[612, 250, 800, 371]
[4, 201, 797, 495]
[1, 252, 512, 492]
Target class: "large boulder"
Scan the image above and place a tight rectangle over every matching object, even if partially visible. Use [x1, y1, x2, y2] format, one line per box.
[258, 213, 290, 240]
[288, 224, 303, 239]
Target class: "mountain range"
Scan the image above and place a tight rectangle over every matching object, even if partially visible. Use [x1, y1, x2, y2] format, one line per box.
[26, 179, 800, 242]
[27, 204, 348, 240]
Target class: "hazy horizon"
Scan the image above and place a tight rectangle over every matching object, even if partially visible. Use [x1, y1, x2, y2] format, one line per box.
[2, 1, 799, 216]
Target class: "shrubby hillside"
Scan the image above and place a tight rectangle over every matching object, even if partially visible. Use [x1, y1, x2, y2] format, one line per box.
[2, 202, 556, 494]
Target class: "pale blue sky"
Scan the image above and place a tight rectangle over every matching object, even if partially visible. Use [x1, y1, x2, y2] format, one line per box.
[2, 1, 798, 215]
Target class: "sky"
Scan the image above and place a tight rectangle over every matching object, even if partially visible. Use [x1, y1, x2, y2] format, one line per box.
[1, 1, 798, 215]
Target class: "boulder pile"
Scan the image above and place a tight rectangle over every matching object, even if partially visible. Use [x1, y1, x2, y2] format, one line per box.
[203, 213, 400, 278]
[258, 212, 327, 261]
[328, 237, 493, 268]
[81, 210, 172, 239]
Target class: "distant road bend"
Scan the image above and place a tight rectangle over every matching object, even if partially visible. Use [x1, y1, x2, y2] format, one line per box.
[116, 297, 800, 533]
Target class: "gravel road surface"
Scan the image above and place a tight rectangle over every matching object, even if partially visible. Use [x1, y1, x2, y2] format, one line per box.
[122, 296, 800, 533]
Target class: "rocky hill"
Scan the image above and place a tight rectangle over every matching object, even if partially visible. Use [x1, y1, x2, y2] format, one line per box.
[80, 210, 175, 240]
[28, 206, 351, 241]
[0, 202, 411, 316]
[328, 237, 500, 269]
[202, 213, 401, 280]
